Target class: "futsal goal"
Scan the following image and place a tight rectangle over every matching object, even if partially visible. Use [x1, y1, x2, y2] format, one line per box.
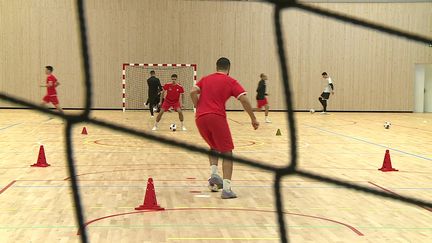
[122, 63, 197, 112]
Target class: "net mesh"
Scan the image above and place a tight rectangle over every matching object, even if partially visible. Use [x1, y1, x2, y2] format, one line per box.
[0, 1, 431, 243]
[124, 65, 196, 110]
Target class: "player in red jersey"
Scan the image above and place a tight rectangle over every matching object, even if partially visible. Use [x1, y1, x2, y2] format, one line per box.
[190, 57, 259, 199]
[40, 66, 63, 113]
[152, 74, 186, 131]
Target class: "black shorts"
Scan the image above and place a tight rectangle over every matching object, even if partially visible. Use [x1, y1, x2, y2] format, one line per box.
[320, 92, 330, 100]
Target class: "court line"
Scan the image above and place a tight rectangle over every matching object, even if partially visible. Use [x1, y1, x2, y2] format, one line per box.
[304, 124, 432, 161]
[78, 207, 364, 236]
[167, 237, 279, 241]
[12, 185, 432, 190]
[368, 182, 432, 213]
[0, 180, 16, 195]
[62, 167, 269, 180]
[0, 123, 22, 131]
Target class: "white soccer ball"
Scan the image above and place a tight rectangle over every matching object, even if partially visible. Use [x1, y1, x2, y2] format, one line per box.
[384, 121, 391, 129]
[310, 109, 315, 114]
[169, 123, 177, 131]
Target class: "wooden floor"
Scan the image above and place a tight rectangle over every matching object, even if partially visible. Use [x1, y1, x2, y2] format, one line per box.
[0, 110, 431, 243]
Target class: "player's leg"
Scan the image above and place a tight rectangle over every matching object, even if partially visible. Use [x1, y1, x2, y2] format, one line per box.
[41, 95, 50, 107]
[208, 150, 223, 192]
[149, 100, 155, 117]
[54, 104, 64, 114]
[196, 115, 223, 192]
[153, 109, 164, 130]
[153, 100, 170, 130]
[210, 115, 236, 199]
[318, 94, 325, 112]
[50, 96, 63, 114]
[319, 93, 329, 114]
[264, 98, 271, 123]
[175, 104, 186, 130]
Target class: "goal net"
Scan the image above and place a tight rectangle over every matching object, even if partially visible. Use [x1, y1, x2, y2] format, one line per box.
[122, 63, 197, 112]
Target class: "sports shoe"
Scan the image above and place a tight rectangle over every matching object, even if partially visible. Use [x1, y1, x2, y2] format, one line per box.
[265, 118, 272, 123]
[152, 126, 158, 131]
[221, 189, 237, 199]
[182, 126, 187, 131]
[320, 111, 328, 115]
[150, 116, 154, 119]
[208, 174, 223, 192]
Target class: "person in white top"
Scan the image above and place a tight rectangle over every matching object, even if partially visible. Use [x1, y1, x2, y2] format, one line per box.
[318, 72, 334, 114]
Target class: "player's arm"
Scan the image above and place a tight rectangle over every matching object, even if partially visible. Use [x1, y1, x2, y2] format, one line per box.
[42, 81, 54, 87]
[190, 87, 200, 107]
[55, 81, 60, 87]
[238, 94, 259, 130]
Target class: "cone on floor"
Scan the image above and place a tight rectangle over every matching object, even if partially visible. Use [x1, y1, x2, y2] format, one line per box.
[276, 129, 282, 136]
[378, 150, 398, 172]
[31, 145, 50, 167]
[135, 178, 164, 211]
[81, 127, 88, 135]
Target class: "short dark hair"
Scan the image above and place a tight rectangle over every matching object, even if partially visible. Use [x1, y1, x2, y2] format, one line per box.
[171, 74, 178, 78]
[45, 66, 54, 72]
[322, 72, 328, 76]
[260, 73, 265, 78]
[216, 57, 230, 71]
[150, 70, 155, 75]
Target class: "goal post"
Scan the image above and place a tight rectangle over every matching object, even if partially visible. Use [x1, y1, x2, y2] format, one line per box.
[122, 63, 197, 112]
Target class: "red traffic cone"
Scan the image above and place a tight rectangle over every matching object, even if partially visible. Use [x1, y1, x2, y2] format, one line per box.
[31, 145, 51, 167]
[81, 127, 88, 135]
[378, 150, 398, 172]
[135, 178, 164, 211]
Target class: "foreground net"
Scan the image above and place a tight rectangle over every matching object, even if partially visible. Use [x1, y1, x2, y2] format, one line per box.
[0, 0, 431, 243]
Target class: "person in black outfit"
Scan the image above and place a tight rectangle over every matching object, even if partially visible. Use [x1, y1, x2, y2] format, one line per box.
[255, 73, 271, 123]
[147, 70, 162, 117]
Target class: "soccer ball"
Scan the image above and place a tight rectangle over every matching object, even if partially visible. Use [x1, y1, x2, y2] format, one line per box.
[310, 109, 315, 114]
[384, 121, 391, 129]
[169, 123, 177, 131]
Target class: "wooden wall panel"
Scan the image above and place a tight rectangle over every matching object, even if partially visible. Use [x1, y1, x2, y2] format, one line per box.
[0, 0, 431, 111]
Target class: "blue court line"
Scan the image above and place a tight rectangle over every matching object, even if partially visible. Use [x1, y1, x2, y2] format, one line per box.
[304, 124, 432, 161]
[11, 185, 432, 190]
[0, 123, 22, 132]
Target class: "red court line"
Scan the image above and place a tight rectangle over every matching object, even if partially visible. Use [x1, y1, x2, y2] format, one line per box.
[78, 207, 364, 236]
[0, 180, 16, 195]
[63, 167, 264, 180]
[368, 181, 432, 213]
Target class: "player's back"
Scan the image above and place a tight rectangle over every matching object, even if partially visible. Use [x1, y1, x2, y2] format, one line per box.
[196, 72, 245, 118]
[46, 74, 57, 95]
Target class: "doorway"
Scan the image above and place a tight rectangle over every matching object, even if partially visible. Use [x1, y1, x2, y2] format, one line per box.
[414, 64, 432, 113]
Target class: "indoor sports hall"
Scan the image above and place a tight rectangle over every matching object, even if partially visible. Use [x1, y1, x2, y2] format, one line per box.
[0, 1, 431, 243]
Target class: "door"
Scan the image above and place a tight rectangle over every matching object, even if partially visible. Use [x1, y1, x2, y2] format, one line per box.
[425, 65, 432, 112]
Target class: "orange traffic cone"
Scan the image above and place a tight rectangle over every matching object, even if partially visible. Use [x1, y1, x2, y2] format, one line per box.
[378, 150, 398, 172]
[81, 127, 88, 135]
[31, 145, 51, 167]
[135, 178, 164, 211]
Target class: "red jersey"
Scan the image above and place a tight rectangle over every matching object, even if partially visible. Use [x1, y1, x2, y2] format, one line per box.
[195, 73, 246, 118]
[163, 83, 184, 103]
[46, 74, 58, 95]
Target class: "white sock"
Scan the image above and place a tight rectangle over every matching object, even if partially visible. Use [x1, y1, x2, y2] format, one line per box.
[210, 165, 218, 175]
[181, 121, 184, 127]
[154, 122, 159, 127]
[223, 179, 231, 191]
